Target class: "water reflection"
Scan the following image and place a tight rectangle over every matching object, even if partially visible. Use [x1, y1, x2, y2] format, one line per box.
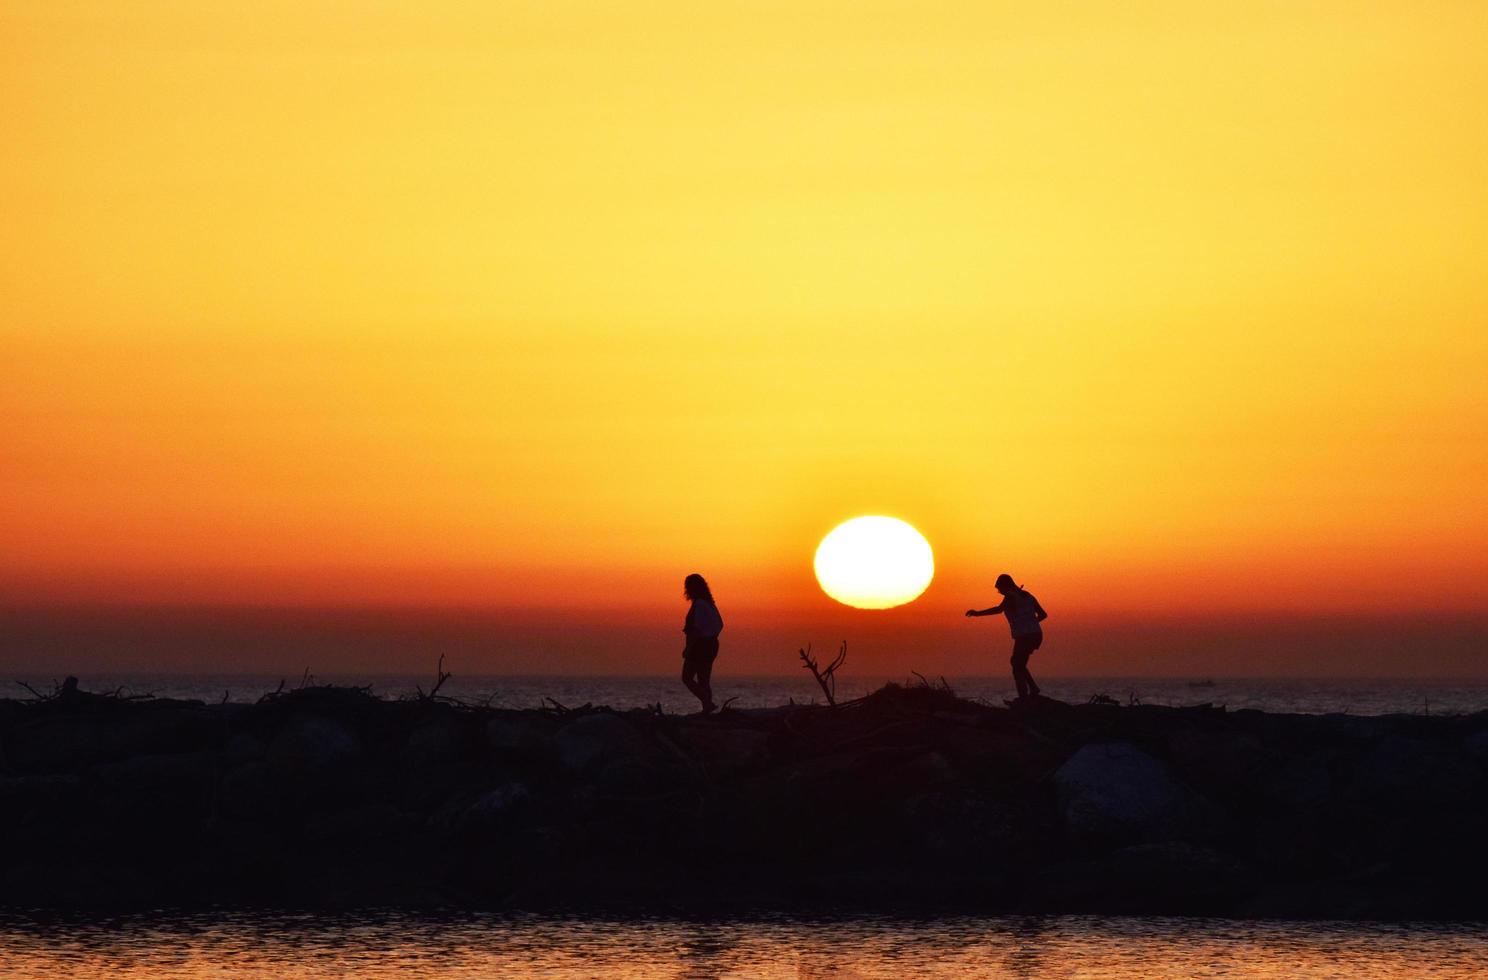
[0, 911, 1485, 978]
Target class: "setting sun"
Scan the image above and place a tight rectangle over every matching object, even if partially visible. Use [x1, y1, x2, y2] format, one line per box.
[814, 516, 935, 610]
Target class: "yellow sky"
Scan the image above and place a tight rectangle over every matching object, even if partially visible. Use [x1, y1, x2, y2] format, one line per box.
[3, 2, 1486, 631]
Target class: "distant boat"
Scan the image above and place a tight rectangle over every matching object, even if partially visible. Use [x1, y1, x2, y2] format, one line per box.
[1187, 679, 1217, 688]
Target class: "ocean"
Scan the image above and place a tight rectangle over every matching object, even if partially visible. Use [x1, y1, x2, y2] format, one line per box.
[2, 911, 1486, 978]
[20, 672, 1488, 716]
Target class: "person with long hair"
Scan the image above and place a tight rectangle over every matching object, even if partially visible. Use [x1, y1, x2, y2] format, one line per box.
[966, 573, 1049, 701]
[681, 573, 723, 714]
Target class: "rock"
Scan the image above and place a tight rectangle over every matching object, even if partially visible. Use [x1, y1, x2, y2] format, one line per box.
[1038, 842, 1251, 913]
[1054, 742, 1181, 846]
[402, 714, 466, 765]
[223, 733, 266, 766]
[1345, 736, 1481, 805]
[592, 758, 677, 796]
[1256, 751, 1335, 809]
[901, 794, 1023, 863]
[485, 714, 552, 755]
[429, 782, 532, 836]
[462, 783, 531, 829]
[0, 774, 85, 827]
[267, 715, 361, 772]
[1466, 729, 1488, 765]
[217, 761, 285, 820]
[5, 706, 219, 771]
[93, 751, 213, 793]
[2, 682, 1488, 916]
[875, 750, 957, 799]
[304, 803, 411, 844]
[553, 713, 651, 774]
[678, 725, 771, 773]
[1167, 728, 1267, 793]
[5, 718, 114, 772]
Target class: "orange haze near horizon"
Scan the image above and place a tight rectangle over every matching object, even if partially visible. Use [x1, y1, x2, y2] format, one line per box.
[3, 2, 1486, 675]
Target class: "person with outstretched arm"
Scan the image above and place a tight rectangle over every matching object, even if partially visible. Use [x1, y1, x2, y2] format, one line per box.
[681, 573, 723, 714]
[966, 573, 1049, 701]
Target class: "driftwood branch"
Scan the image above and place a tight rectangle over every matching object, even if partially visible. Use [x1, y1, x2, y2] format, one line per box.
[416, 653, 453, 700]
[15, 680, 51, 701]
[799, 640, 848, 706]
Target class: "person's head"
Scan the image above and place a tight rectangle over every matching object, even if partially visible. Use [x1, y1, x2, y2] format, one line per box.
[683, 573, 713, 602]
[994, 573, 1017, 595]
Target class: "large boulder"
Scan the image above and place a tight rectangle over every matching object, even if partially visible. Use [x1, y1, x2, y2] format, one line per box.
[1166, 728, 1268, 797]
[459, 783, 532, 832]
[401, 714, 467, 766]
[92, 751, 214, 793]
[223, 732, 265, 766]
[3, 706, 219, 771]
[553, 713, 685, 795]
[267, 715, 361, 772]
[304, 803, 413, 845]
[4, 718, 114, 772]
[485, 714, 553, 756]
[1037, 841, 1251, 914]
[428, 781, 532, 836]
[1344, 736, 1480, 806]
[678, 724, 771, 773]
[901, 793, 1027, 865]
[1053, 742, 1182, 846]
[217, 761, 286, 820]
[1465, 729, 1488, 763]
[0, 774, 85, 833]
[554, 713, 652, 774]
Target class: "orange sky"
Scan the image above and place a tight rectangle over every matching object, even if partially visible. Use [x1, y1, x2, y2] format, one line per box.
[2, 3, 1486, 674]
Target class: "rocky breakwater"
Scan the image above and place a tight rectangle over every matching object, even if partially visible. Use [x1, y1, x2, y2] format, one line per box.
[1, 680, 1486, 917]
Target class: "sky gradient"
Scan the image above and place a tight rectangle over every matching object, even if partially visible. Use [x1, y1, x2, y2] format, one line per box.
[3, 2, 1485, 676]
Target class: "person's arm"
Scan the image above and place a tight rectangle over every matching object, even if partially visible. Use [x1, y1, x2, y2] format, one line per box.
[965, 602, 1005, 617]
[683, 603, 695, 634]
[1032, 595, 1049, 622]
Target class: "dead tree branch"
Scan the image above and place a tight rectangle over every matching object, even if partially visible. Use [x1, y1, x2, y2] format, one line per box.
[416, 653, 453, 700]
[799, 640, 848, 706]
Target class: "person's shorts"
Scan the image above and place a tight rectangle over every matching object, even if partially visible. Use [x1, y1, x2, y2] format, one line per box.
[683, 635, 719, 662]
[1012, 632, 1043, 658]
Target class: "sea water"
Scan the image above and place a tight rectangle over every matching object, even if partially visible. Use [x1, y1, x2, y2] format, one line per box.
[1, 911, 1486, 978]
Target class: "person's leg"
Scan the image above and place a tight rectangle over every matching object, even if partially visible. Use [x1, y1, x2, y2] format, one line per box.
[1024, 633, 1043, 696]
[681, 658, 704, 705]
[696, 656, 716, 712]
[1010, 647, 1030, 698]
[696, 638, 718, 711]
[1024, 659, 1040, 696]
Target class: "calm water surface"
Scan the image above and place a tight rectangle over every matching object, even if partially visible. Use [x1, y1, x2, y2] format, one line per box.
[1, 912, 1486, 978]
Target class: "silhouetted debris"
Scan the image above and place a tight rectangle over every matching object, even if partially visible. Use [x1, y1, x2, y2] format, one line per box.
[798, 641, 849, 705]
[413, 653, 453, 701]
[0, 677, 1486, 918]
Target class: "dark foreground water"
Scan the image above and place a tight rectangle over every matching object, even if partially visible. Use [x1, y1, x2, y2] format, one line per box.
[31, 674, 1488, 717]
[1, 912, 1486, 978]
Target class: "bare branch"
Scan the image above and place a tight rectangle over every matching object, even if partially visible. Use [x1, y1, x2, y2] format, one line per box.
[14, 680, 51, 701]
[423, 653, 453, 700]
[799, 640, 849, 706]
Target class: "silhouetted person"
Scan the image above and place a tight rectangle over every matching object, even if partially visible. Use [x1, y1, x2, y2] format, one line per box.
[681, 573, 723, 714]
[967, 573, 1049, 700]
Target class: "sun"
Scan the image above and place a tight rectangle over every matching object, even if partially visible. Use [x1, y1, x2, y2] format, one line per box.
[814, 516, 935, 609]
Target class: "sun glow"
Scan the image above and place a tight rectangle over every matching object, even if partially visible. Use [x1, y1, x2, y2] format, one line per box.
[813, 517, 935, 610]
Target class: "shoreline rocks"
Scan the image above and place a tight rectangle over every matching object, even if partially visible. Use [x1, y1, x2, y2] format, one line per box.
[1, 683, 1485, 919]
